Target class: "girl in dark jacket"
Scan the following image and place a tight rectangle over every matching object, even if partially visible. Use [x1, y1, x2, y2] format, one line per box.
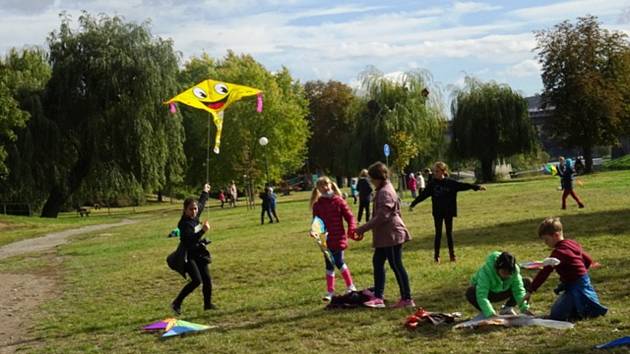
[171, 183, 215, 314]
[357, 169, 373, 222]
[409, 162, 486, 263]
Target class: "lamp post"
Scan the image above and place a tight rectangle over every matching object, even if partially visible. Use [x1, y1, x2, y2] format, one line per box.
[259, 136, 269, 185]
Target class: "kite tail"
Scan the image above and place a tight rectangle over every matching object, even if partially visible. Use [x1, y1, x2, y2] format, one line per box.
[212, 111, 224, 154]
[256, 93, 263, 112]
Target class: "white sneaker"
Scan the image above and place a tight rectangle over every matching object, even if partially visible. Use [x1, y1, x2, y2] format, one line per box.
[499, 306, 517, 316]
[346, 284, 357, 293]
[322, 292, 334, 302]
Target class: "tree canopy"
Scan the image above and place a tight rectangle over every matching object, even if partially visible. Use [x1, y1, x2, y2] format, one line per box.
[535, 15, 630, 172]
[451, 77, 537, 182]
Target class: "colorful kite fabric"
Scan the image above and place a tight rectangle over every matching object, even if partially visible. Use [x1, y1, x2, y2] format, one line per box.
[519, 257, 561, 270]
[165, 79, 262, 154]
[543, 163, 558, 176]
[453, 314, 574, 330]
[143, 318, 213, 338]
[311, 217, 334, 264]
[405, 308, 462, 329]
[595, 336, 630, 349]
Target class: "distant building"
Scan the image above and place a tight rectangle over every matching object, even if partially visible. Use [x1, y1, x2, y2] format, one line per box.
[526, 95, 584, 158]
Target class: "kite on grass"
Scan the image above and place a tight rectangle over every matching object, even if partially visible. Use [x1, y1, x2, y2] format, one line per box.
[310, 216, 334, 264]
[165, 79, 263, 154]
[143, 318, 215, 338]
[519, 257, 561, 270]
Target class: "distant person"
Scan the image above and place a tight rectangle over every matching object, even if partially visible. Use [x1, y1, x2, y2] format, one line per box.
[350, 178, 358, 204]
[228, 181, 238, 207]
[466, 251, 532, 319]
[424, 168, 433, 184]
[218, 190, 226, 208]
[268, 186, 280, 223]
[356, 162, 414, 309]
[259, 187, 274, 224]
[357, 169, 373, 222]
[417, 171, 425, 194]
[310, 176, 358, 301]
[557, 156, 584, 209]
[524, 217, 607, 321]
[409, 161, 486, 263]
[574, 156, 585, 175]
[407, 172, 418, 198]
[169, 183, 215, 314]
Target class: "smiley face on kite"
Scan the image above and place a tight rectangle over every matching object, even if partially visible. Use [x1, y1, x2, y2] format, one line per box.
[165, 79, 262, 153]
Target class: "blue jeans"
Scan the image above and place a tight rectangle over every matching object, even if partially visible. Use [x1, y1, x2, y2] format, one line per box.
[550, 274, 607, 321]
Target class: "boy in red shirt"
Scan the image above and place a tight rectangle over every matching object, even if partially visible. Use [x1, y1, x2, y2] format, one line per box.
[524, 217, 607, 321]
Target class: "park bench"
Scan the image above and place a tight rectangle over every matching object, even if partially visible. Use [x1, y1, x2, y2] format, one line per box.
[78, 206, 91, 217]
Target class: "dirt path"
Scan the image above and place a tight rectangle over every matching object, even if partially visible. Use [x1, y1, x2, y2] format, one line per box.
[0, 219, 138, 353]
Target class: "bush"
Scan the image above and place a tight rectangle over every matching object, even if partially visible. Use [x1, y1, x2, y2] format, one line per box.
[602, 154, 630, 170]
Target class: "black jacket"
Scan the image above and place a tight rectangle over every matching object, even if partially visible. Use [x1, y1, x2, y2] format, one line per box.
[410, 178, 480, 217]
[167, 191, 211, 278]
[357, 177, 373, 201]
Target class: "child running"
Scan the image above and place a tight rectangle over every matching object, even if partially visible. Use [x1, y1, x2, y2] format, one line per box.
[310, 176, 358, 301]
[355, 162, 414, 308]
[409, 161, 486, 263]
[524, 217, 607, 321]
[557, 156, 585, 209]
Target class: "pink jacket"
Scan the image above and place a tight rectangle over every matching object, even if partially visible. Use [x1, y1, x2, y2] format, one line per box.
[407, 177, 417, 191]
[312, 195, 357, 251]
[356, 180, 411, 248]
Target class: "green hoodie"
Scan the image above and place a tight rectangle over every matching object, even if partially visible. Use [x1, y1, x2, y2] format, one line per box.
[471, 251, 529, 317]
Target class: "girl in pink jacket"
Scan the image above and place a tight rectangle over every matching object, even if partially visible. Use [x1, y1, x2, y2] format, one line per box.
[310, 176, 358, 301]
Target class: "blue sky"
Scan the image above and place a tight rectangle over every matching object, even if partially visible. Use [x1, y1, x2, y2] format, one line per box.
[1, 0, 630, 98]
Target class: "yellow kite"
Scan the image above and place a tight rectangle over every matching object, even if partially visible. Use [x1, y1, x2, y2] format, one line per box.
[165, 79, 262, 154]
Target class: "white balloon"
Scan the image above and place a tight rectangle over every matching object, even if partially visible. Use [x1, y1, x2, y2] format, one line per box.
[259, 137, 269, 146]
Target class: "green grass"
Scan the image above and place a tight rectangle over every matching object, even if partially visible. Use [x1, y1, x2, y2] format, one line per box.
[2, 171, 630, 353]
[603, 154, 630, 170]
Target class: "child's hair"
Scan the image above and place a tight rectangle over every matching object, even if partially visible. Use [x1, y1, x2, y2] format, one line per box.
[309, 176, 342, 208]
[183, 197, 196, 214]
[495, 251, 516, 273]
[368, 162, 389, 180]
[434, 161, 449, 176]
[359, 169, 369, 178]
[538, 217, 563, 237]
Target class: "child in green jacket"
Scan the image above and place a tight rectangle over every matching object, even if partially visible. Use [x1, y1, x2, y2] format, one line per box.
[466, 251, 532, 318]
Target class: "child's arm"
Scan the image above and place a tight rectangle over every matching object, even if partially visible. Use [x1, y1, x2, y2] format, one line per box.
[338, 199, 357, 236]
[197, 184, 211, 218]
[510, 272, 530, 313]
[582, 250, 593, 269]
[454, 180, 485, 192]
[475, 271, 496, 317]
[528, 265, 554, 294]
[409, 183, 431, 209]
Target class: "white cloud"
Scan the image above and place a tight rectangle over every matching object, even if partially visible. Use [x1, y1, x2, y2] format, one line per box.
[509, 0, 630, 22]
[501, 59, 541, 78]
[453, 1, 501, 14]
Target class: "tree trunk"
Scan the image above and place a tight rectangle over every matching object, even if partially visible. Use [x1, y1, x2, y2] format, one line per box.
[157, 190, 163, 202]
[480, 159, 495, 183]
[40, 155, 92, 218]
[583, 145, 593, 173]
[40, 185, 65, 218]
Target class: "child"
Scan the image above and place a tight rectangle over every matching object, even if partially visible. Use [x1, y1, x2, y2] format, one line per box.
[407, 172, 418, 198]
[259, 187, 273, 224]
[357, 169, 373, 222]
[170, 183, 215, 314]
[218, 190, 226, 208]
[524, 217, 607, 321]
[557, 156, 584, 209]
[310, 176, 358, 301]
[409, 161, 486, 263]
[350, 178, 358, 204]
[355, 162, 414, 308]
[466, 251, 532, 318]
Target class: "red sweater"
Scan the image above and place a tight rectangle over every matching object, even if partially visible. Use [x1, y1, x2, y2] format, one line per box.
[312, 195, 357, 251]
[530, 239, 593, 292]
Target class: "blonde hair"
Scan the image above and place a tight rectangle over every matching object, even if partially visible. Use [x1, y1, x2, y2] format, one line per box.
[310, 176, 342, 209]
[359, 169, 368, 178]
[434, 161, 449, 176]
[538, 217, 563, 237]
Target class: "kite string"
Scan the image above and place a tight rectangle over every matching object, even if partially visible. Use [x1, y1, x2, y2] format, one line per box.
[206, 116, 210, 184]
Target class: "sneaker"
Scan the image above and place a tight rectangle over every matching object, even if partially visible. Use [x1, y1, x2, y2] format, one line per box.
[170, 302, 181, 316]
[204, 303, 218, 310]
[499, 306, 517, 316]
[363, 297, 386, 308]
[346, 284, 357, 293]
[322, 292, 334, 302]
[449, 254, 457, 262]
[392, 298, 416, 308]
[578, 204, 585, 209]
[471, 312, 486, 322]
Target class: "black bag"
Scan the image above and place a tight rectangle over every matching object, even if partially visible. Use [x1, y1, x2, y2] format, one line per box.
[167, 243, 188, 279]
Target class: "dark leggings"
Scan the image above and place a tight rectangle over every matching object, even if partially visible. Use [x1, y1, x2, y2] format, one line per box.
[261, 206, 273, 224]
[173, 258, 212, 307]
[434, 215, 454, 260]
[358, 199, 370, 222]
[372, 244, 411, 300]
[325, 249, 346, 271]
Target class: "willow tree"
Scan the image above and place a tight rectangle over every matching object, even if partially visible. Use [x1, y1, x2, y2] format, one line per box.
[354, 68, 446, 175]
[40, 13, 184, 217]
[178, 52, 310, 189]
[535, 15, 630, 172]
[451, 78, 537, 182]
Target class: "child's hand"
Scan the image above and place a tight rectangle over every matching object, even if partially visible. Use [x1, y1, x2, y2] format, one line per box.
[202, 220, 210, 232]
[523, 292, 532, 302]
[309, 231, 317, 238]
[523, 309, 535, 317]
